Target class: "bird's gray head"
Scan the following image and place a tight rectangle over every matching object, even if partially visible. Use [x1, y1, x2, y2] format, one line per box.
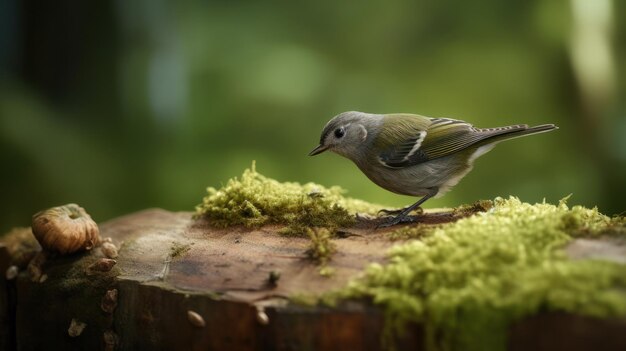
[309, 111, 376, 160]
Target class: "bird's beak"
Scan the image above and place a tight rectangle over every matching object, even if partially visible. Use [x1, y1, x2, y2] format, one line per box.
[308, 144, 329, 156]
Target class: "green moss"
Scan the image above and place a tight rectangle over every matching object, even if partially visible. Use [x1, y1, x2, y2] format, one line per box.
[25, 252, 121, 340]
[331, 196, 626, 351]
[452, 199, 494, 216]
[195, 162, 378, 235]
[305, 227, 337, 273]
[196, 165, 626, 348]
[386, 200, 493, 241]
[388, 224, 436, 241]
[170, 242, 191, 259]
[319, 265, 336, 277]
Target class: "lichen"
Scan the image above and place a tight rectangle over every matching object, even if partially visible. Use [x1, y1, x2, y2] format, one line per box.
[329, 196, 626, 351]
[195, 162, 378, 235]
[170, 242, 191, 259]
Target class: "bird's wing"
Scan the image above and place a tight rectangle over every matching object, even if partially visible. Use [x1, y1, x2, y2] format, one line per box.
[377, 114, 527, 168]
[375, 114, 433, 168]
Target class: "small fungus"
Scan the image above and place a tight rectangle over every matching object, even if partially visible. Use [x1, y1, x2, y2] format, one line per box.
[68, 318, 87, 337]
[187, 310, 206, 328]
[27, 264, 41, 282]
[101, 242, 118, 259]
[87, 258, 117, 274]
[103, 330, 118, 351]
[255, 306, 269, 325]
[5, 265, 18, 280]
[101, 289, 118, 313]
[31, 204, 100, 254]
[27, 251, 46, 282]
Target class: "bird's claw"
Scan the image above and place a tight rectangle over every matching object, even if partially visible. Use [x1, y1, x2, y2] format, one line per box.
[376, 214, 417, 229]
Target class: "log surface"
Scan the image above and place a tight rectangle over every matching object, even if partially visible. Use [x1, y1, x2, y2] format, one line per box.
[110, 209, 396, 301]
[1, 208, 625, 351]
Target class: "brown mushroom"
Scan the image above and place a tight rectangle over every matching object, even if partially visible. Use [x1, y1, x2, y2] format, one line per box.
[31, 204, 100, 254]
[101, 242, 119, 259]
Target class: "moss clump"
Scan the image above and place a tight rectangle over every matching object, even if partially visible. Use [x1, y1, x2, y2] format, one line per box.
[452, 199, 494, 216]
[306, 228, 336, 264]
[195, 162, 378, 235]
[170, 242, 191, 259]
[333, 196, 626, 351]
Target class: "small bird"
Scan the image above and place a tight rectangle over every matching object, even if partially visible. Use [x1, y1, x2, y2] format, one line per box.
[309, 111, 557, 227]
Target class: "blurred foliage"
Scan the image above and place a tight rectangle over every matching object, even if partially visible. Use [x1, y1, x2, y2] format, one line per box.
[0, 0, 625, 233]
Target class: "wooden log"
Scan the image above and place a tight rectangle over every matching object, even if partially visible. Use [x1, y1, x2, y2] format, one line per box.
[0, 209, 411, 350]
[1, 208, 625, 350]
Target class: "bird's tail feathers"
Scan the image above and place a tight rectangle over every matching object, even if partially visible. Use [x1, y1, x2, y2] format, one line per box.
[479, 124, 558, 144]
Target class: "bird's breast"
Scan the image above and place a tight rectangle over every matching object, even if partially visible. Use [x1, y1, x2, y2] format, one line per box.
[355, 161, 434, 196]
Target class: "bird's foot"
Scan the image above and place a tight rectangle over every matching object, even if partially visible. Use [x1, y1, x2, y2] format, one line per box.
[377, 206, 424, 216]
[376, 214, 418, 229]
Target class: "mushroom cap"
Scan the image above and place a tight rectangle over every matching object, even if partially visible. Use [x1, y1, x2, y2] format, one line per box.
[31, 204, 100, 254]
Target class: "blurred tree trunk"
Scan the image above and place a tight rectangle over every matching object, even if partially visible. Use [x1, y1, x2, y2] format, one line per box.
[569, 0, 623, 213]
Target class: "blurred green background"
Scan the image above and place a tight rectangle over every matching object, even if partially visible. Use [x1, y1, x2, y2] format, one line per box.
[1, 0, 625, 232]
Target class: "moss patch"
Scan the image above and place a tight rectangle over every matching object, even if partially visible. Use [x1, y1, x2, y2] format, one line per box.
[195, 162, 378, 235]
[195, 163, 384, 275]
[170, 242, 191, 259]
[21, 252, 121, 344]
[330, 197, 626, 351]
[304, 227, 337, 275]
[451, 199, 494, 216]
[387, 224, 436, 241]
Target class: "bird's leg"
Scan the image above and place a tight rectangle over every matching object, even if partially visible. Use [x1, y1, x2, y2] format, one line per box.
[377, 188, 438, 229]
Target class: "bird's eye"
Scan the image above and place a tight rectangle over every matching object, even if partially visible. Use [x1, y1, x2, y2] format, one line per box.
[334, 127, 345, 138]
